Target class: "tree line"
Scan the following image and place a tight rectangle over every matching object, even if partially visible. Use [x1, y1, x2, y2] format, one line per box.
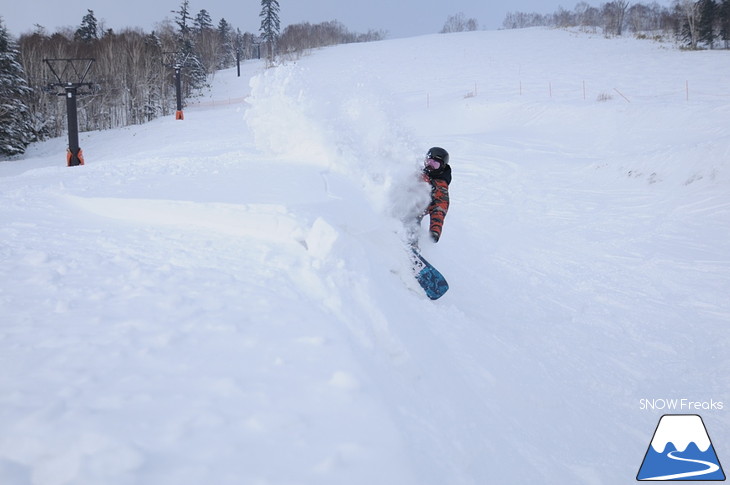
[278, 20, 385, 58]
[502, 0, 730, 48]
[1, 2, 260, 157]
[1, 0, 383, 158]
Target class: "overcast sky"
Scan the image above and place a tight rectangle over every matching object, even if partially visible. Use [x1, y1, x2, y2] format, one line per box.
[0, 0, 643, 39]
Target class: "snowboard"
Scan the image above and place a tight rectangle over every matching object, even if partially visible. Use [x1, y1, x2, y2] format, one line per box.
[410, 248, 449, 300]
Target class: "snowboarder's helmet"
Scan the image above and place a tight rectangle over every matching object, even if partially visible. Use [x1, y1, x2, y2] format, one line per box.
[427, 147, 449, 165]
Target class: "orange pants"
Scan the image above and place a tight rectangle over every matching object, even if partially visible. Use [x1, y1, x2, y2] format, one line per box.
[426, 179, 450, 240]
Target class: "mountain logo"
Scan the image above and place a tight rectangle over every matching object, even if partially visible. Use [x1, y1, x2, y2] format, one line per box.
[637, 414, 725, 481]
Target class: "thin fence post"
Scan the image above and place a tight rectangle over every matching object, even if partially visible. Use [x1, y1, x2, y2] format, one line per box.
[614, 88, 631, 103]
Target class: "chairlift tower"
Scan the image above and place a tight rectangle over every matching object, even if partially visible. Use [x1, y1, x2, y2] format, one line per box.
[163, 52, 190, 120]
[43, 58, 96, 167]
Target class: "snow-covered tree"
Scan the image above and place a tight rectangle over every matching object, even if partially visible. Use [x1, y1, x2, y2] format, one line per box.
[677, 0, 702, 48]
[721, 0, 730, 47]
[171, 0, 207, 90]
[440, 12, 479, 33]
[172, 0, 192, 39]
[0, 18, 33, 157]
[194, 9, 214, 33]
[75, 10, 99, 42]
[260, 0, 280, 62]
[698, 0, 718, 47]
[217, 18, 235, 68]
[603, 0, 630, 36]
[195, 11, 220, 74]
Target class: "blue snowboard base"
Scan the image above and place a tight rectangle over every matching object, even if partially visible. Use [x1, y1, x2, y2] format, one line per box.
[411, 249, 449, 300]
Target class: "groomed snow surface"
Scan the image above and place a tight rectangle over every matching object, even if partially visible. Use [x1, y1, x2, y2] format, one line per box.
[2, 28, 729, 484]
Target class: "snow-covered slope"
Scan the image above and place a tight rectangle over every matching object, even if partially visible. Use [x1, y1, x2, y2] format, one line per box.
[1, 28, 729, 485]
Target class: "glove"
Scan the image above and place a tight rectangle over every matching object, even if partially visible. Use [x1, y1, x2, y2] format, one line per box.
[430, 231, 440, 242]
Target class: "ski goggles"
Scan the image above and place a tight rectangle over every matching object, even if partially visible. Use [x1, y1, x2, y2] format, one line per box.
[425, 158, 443, 170]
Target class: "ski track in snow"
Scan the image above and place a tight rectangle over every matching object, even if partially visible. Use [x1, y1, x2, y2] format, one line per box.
[1, 28, 730, 485]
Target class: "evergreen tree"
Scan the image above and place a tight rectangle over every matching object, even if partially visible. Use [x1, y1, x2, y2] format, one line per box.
[194, 9, 214, 33]
[172, 0, 192, 39]
[698, 0, 718, 47]
[259, 0, 281, 61]
[193, 10, 220, 75]
[75, 9, 99, 42]
[218, 18, 232, 37]
[171, 0, 207, 92]
[0, 18, 33, 157]
[217, 18, 234, 68]
[721, 0, 730, 47]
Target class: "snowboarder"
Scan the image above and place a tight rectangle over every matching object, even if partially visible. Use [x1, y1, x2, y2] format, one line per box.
[421, 147, 451, 243]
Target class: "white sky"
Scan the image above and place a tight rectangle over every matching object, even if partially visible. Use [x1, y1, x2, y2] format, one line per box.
[0, 0, 670, 39]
